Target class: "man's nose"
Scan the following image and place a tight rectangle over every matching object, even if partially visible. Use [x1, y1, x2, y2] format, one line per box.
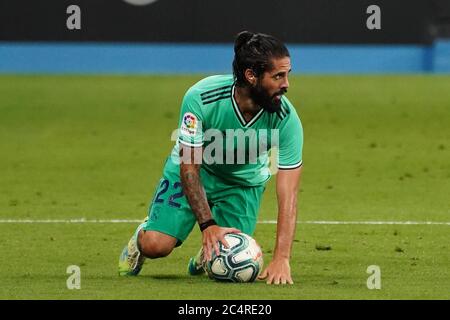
[282, 77, 289, 90]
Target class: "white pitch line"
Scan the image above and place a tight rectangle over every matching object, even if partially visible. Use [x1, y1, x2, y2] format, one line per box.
[0, 219, 449, 226]
[261, 220, 450, 226]
[0, 219, 143, 223]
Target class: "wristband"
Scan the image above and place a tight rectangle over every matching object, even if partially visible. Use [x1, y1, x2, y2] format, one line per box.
[199, 219, 217, 232]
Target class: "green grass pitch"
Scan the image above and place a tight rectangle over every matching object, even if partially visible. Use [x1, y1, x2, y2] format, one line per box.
[0, 75, 449, 299]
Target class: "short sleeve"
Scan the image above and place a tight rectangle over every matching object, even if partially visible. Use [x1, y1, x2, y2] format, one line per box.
[277, 108, 303, 170]
[177, 90, 204, 147]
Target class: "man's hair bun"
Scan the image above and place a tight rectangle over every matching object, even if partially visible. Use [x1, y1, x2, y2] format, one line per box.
[234, 31, 255, 54]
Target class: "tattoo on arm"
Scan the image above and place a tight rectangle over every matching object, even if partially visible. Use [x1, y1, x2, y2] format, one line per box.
[180, 164, 212, 225]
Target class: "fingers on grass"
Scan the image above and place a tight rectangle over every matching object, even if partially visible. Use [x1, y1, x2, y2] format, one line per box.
[266, 274, 275, 285]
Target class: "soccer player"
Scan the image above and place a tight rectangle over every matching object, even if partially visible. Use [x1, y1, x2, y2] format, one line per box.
[119, 31, 303, 285]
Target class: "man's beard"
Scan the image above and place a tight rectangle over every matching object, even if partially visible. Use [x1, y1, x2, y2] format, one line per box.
[249, 82, 287, 114]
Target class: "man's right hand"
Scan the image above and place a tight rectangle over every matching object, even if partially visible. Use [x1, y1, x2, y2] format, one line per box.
[201, 225, 241, 262]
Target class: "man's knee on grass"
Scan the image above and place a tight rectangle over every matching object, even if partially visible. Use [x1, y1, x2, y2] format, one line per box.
[138, 230, 177, 259]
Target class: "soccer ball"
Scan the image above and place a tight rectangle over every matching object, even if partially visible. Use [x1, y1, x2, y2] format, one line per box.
[204, 233, 263, 283]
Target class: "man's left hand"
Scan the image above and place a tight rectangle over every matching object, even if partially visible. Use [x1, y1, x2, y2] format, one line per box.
[258, 258, 293, 285]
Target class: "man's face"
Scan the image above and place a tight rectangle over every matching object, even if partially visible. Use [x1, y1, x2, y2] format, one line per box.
[249, 56, 291, 113]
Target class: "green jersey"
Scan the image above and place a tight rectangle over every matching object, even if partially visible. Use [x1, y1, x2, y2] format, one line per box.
[171, 74, 303, 187]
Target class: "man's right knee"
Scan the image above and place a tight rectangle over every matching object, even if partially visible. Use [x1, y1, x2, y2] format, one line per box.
[137, 230, 177, 259]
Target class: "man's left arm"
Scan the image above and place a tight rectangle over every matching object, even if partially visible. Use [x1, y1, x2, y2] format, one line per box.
[259, 99, 303, 285]
[258, 166, 302, 285]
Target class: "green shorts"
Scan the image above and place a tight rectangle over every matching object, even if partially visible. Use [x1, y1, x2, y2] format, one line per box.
[143, 158, 265, 244]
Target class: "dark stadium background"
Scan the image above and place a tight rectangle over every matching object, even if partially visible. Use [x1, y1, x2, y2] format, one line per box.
[1, 0, 450, 73]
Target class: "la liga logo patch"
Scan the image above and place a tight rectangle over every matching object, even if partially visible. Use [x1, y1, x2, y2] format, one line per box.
[183, 113, 197, 129]
[181, 112, 198, 136]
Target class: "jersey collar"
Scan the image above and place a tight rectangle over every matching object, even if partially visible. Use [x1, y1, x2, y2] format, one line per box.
[231, 84, 265, 128]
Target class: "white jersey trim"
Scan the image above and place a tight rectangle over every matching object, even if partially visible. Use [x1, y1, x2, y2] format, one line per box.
[178, 139, 204, 148]
[278, 160, 303, 170]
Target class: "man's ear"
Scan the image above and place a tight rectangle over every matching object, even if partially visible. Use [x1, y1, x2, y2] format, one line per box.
[244, 69, 257, 86]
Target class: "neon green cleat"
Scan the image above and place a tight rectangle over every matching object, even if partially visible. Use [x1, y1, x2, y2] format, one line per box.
[118, 218, 148, 276]
[187, 248, 205, 276]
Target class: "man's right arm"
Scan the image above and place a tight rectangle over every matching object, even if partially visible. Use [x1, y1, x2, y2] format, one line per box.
[179, 144, 240, 261]
[179, 145, 212, 225]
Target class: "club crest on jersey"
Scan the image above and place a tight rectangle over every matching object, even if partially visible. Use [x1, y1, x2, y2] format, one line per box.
[181, 112, 198, 136]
